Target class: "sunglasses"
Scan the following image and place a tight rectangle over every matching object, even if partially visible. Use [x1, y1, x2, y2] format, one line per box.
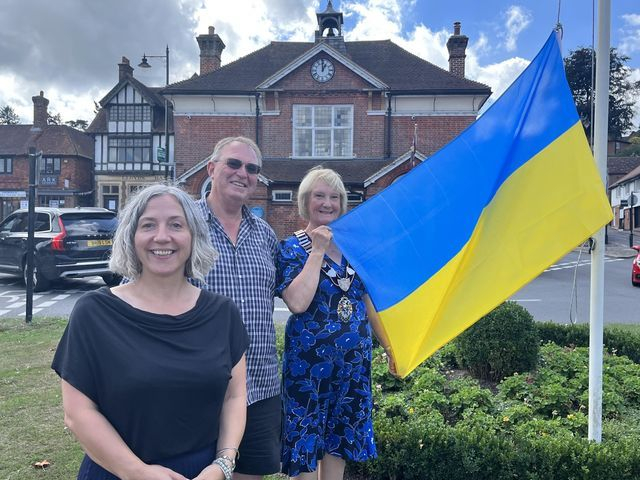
[224, 158, 261, 175]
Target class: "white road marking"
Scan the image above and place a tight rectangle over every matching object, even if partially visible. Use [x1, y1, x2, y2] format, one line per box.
[52, 294, 70, 300]
[6, 302, 25, 309]
[36, 301, 56, 307]
[545, 258, 624, 272]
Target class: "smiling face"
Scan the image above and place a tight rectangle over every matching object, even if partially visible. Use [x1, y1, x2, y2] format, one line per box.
[207, 140, 260, 207]
[307, 180, 342, 229]
[134, 194, 192, 280]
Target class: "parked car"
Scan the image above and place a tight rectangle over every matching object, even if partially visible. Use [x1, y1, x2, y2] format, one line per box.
[633, 245, 640, 287]
[0, 207, 120, 291]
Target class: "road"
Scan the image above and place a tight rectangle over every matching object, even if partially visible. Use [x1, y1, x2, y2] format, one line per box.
[511, 250, 637, 325]
[0, 251, 636, 324]
[0, 273, 292, 323]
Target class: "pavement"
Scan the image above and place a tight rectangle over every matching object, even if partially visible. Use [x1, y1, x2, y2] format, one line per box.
[592, 227, 639, 259]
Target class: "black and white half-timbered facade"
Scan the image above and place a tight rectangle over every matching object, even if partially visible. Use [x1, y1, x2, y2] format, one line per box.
[87, 57, 174, 212]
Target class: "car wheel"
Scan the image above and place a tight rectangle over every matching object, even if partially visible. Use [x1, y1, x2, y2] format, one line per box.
[633, 279, 640, 287]
[101, 273, 123, 286]
[23, 261, 50, 292]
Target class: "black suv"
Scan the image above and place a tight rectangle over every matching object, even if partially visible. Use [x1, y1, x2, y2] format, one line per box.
[0, 207, 120, 291]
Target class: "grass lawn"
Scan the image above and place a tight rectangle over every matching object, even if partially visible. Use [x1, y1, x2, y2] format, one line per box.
[0, 316, 286, 480]
[2, 314, 638, 479]
[0, 316, 82, 480]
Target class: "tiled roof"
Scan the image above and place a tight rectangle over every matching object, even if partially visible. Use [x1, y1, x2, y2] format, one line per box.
[99, 76, 166, 107]
[0, 124, 93, 158]
[610, 163, 640, 188]
[164, 40, 490, 95]
[260, 158, 396, 185]
[608, 156, 640, 176]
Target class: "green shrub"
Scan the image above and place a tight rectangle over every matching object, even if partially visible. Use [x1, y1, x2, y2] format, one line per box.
[536, 322, 640, 364]
[455, 301, 540, 381]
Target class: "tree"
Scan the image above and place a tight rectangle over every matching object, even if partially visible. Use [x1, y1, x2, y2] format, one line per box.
[65, 119, 89, 131]
[564, 47, 640, 140]
[0, 105, 20, 125]
[47, 111, 62, 125]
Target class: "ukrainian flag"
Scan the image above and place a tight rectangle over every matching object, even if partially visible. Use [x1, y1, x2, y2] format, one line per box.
[331, 31, 613, 378]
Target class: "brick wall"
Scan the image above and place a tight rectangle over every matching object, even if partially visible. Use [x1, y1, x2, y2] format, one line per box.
[174, 57, 478, 238]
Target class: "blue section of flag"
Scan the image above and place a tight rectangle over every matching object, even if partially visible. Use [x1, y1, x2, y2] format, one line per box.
[331, 31, 578, 311]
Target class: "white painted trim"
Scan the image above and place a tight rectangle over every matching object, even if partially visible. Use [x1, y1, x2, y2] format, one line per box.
[272, 190, 293, 202]
[391, 111, 478, 117]
[364, 150, 426, 187]
[172, 112, 256, 117]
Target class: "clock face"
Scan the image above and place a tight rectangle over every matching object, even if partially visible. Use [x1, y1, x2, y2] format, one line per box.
[311, 58, 335, 83]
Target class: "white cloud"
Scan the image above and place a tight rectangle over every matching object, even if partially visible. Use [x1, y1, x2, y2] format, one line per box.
[502, 5, 532, 52]
[619, 13, 640, 57]
[342, 0, 403, 40]
[472, 57, 530, 112]
[194, 0, 317, 63]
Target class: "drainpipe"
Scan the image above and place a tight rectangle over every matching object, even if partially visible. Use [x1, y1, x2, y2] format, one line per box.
[255, 93, 261, 149]
[385, 90, 392, 159]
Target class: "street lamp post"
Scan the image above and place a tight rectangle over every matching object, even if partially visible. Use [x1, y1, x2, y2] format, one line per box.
[139, 46, 172, 182]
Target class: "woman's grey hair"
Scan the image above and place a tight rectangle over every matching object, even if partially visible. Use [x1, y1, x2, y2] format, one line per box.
[209, 136, 262, 165]
[109, 184, 218, 281]
[297, 166, 348, 221]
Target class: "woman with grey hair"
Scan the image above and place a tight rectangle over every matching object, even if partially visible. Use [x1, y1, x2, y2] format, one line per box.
[276, 167, 396, 480]
[52, 184, 249, 480]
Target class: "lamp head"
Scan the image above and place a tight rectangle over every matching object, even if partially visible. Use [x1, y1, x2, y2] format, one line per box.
[138, 55, 151, 68]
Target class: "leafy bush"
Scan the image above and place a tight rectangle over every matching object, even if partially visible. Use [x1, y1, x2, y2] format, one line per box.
[455, 301, 540, 381]
[350, 341, 640, 479]
[536, 322, 640, 364]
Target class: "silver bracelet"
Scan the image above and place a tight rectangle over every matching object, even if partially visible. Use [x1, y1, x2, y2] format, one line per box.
[213, 457, 233, 480]
[216, 447, 240, 460]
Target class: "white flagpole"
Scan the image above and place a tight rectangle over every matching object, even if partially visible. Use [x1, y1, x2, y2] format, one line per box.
[588, 0, 610, 443]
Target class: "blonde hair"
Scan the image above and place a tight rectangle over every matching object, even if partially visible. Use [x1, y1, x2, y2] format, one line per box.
[109, 184, 217, 281]
[297, 166, 347, 221]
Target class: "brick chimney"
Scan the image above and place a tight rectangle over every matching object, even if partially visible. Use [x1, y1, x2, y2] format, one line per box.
[32, 91, 49, 129]
[196, 26, 225, 75]
[446, 22, 469, 78]
[118, 56, 133, 80]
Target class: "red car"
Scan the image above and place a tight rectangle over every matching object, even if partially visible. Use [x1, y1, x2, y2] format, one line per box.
[633, 245, 640, 287]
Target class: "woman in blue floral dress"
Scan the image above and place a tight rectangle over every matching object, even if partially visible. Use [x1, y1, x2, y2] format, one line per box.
[276, 167, 396, 480]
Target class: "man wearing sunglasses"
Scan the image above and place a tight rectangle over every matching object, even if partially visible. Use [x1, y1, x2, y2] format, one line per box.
[195, 137, 281, 480]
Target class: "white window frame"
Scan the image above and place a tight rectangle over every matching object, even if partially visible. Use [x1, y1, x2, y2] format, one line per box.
[272, 190, 293, 202]
[292, 105, 353, 158]
[347, 190, 364, 203]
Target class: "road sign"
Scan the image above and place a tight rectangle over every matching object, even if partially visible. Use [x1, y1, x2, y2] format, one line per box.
[157, 147, 167, 163]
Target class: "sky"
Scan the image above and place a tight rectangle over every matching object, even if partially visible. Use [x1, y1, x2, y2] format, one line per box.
[1, 0, 639, 131]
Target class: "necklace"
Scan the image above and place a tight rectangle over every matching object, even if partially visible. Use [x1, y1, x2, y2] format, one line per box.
[294, 230, 356, 322]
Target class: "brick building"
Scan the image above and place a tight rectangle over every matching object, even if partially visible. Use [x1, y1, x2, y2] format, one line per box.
[164, 1, 491, 238]
[0, 92, 94, 219]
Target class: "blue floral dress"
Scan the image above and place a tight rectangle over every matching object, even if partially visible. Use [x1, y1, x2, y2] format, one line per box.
[276, 234, 377, 476]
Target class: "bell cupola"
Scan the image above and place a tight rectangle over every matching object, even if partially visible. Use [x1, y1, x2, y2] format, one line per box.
[315, 1, 346, 53]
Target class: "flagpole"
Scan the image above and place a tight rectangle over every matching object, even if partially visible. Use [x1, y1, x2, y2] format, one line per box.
[588, 0, 610, 443]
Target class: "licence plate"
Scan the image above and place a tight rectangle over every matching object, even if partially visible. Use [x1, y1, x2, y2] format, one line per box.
[87, 239, 112, 247]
